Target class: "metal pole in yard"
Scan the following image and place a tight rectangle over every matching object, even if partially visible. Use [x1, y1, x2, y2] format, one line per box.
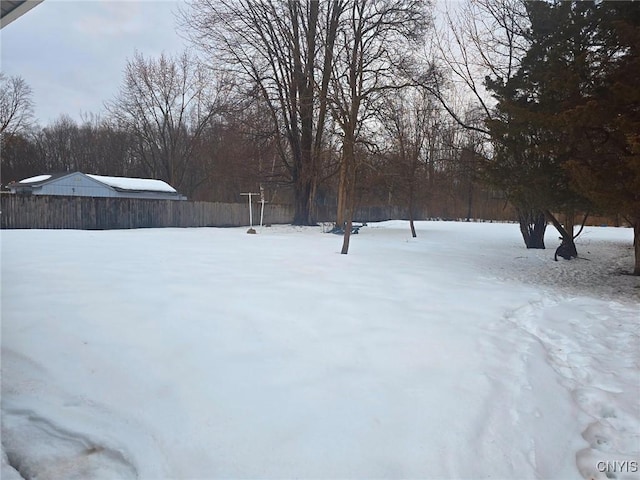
[240, 192, 259, 227]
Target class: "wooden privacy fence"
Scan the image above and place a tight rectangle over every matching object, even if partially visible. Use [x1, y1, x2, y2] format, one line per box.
[0, 196, 294, 230]
[0, 195, 513, 230]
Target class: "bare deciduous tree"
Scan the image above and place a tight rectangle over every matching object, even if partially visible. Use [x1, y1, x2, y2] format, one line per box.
[380, 88, 441, 237]
[182, 0, 341, 225]
[329, 0, 431, 253]
[106, 51, 225, 196]
[431, 0, 530, 132]
[0, 73, 33, 137]
[432, 0, 553, 248]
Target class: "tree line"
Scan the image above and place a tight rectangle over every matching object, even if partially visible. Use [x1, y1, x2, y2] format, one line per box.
[1, 58, 494, 222]
[0, 0, 638, 271]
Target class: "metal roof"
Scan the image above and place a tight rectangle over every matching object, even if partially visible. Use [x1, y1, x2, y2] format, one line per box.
[1, 0, 43, 29]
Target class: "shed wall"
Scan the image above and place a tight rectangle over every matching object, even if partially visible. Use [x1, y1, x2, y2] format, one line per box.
[35, 173, 117, 198]
[30, 173, 185, 200]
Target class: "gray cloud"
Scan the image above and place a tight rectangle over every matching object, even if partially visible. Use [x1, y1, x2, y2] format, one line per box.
[1, 0, 187, 126]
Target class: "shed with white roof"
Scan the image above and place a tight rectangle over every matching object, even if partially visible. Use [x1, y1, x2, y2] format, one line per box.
[7, 172, 187, 200]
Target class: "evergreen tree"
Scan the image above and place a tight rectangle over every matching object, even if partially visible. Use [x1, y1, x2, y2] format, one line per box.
[486, 1, 640, 274]
[562, 2, 640, 275]
[485, 2, 598, 254]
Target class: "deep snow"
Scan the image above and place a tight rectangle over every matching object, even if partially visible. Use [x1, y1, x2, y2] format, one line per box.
[1, 221, 638, 479]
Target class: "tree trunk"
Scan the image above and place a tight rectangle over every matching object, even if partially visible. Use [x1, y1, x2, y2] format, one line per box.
[308, 178, 318, 226]
[634, 218, 640, 276]
[466, 178, 473, 222]
[545, 209, 578, 258]
[517, 207, 547, 249]
[409, 182, 417, 238]
[340, 182, 355, 254]
[292, 176, 314, 225]
[564, 211, 575, 238]
[340, 134, 356, 254]
[289, 1, 317, 227]
[341, 218, 353, 254]
[336, 159, 348, 227]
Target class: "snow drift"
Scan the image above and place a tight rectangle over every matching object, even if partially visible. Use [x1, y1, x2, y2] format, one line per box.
[2, 221, 638, 479]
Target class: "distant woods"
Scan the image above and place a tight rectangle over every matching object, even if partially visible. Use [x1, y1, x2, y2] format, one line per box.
[1, 0, 638, 268]
[0, 85, 493, 217]
[0, 24, 495, 227]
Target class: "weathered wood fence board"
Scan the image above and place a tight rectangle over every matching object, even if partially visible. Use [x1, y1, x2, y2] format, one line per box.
[1, 195, 514, 230]
[0, 196, 296, 230]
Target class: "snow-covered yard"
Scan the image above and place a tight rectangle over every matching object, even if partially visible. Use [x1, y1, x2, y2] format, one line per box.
[2, 221, 639, 479]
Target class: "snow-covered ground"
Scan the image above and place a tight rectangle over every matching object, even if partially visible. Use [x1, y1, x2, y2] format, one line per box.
[2, 221, 638, 479]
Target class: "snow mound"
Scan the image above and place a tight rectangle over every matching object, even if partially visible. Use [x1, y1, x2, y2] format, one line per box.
[87, 174, 177, 193]
[17, 174, 52, 184]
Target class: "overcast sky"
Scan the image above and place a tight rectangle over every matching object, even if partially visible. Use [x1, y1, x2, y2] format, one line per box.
[1, 0, 189, 126]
